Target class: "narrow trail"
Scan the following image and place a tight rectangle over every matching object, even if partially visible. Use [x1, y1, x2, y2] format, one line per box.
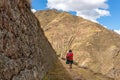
[59, 58, 114, 80]
[60, 59, 82, 80]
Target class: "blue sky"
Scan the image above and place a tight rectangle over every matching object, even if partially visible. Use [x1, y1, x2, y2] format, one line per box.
[97, 0, 120, 30]
[31, 0, 120, 33]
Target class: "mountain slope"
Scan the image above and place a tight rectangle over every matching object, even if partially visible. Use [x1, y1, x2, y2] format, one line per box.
[35, 10, 120, 80]
[60, 58, 113, 80]
[35, 10, 60, 28]
[0, 1, 72, 80]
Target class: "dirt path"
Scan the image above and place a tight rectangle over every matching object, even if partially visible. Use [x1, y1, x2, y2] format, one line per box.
[59, 58, 114, 80]
[60, 59, 82, 80]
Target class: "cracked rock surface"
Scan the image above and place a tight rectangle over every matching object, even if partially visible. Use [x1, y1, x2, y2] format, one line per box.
[0, 0, 58, 80]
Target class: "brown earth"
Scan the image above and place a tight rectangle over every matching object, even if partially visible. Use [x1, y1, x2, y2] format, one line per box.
[35, 10, 120, 80]
[60, 58, 114, 80]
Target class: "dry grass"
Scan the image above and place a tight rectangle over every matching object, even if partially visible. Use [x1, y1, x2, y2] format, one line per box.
[36, 10, 120, 80]
[42, 60, 72, 80]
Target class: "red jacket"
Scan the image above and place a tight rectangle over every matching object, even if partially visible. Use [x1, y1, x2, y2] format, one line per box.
[66, 52, 73, 60]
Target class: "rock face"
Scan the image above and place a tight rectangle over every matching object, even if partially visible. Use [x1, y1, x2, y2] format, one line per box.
[0, 1, 72, 80]
[35, 10, 120, 80]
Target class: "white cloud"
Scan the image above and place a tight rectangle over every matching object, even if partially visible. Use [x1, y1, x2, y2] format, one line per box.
[47, 0, 110, 22]
[114, 30, 120, 34]
[31, 9, 36, 13]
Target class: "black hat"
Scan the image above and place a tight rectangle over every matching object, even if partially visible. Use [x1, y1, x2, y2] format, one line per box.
[69, 50, 72, 52]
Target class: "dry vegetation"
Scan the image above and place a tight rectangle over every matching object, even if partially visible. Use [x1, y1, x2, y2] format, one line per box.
[42, 60, 72, 80]
[35, 10, 120, 80]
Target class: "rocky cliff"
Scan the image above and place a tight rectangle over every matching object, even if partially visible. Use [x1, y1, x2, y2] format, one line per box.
[0, 1, 72, 80]
[35, 10, 120, 80]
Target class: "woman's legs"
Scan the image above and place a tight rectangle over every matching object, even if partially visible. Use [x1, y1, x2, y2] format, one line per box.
[69, 63, 72, 69]
[69, 60, 73, 69]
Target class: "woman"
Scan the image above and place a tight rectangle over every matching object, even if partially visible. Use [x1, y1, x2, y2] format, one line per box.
[66, 50, 73, 69]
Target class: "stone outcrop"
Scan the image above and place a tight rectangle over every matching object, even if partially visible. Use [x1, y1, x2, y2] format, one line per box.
[0, 1, 72, 80]
[35, 10, 120, 80]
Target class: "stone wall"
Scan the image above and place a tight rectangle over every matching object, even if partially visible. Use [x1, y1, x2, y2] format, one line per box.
[0, 0, 57, 80]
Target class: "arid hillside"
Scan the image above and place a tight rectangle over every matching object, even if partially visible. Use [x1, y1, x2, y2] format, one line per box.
[0, 1, 72, 80]
[35, 10, 120, 80]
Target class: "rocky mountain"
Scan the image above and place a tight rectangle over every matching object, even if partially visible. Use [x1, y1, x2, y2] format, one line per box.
[35, 10, 120, 80]
[0, 1, 72, 80]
